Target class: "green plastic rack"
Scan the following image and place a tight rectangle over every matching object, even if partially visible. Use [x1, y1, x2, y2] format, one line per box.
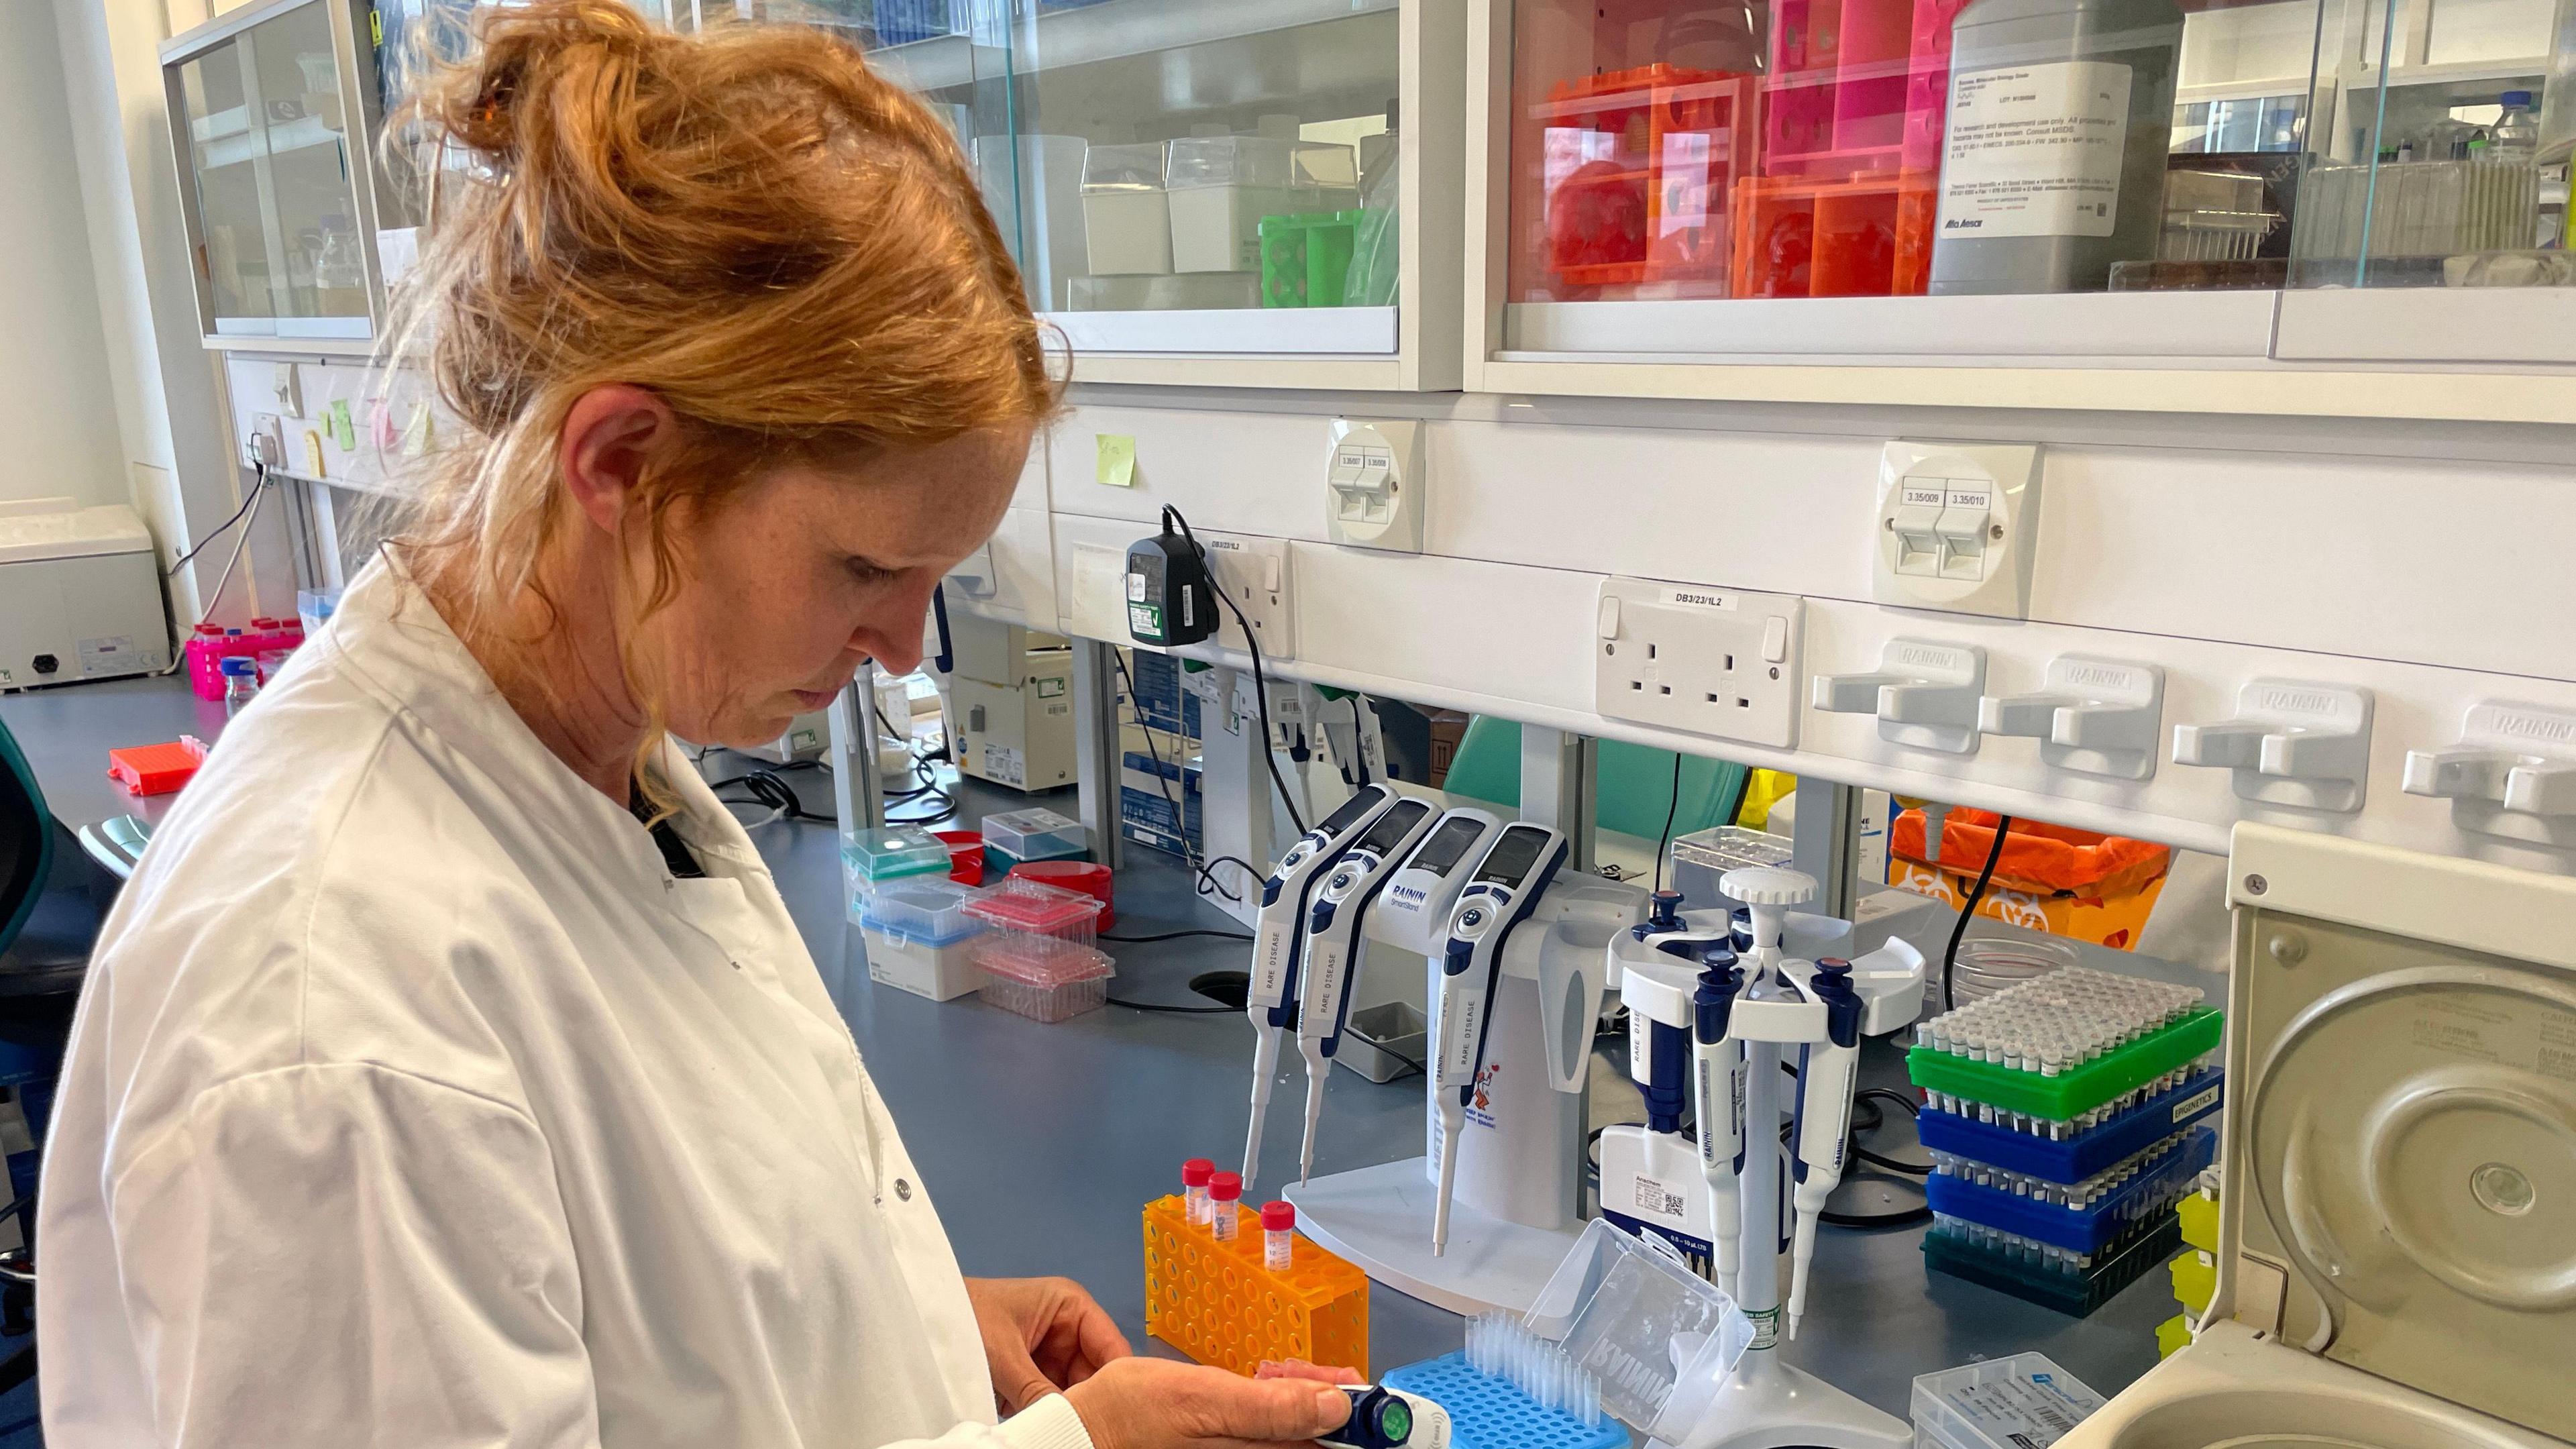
[1907, 1007, 2223, 1122]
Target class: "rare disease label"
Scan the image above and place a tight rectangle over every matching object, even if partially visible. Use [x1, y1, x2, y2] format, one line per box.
[1937, 61, 2133, 240]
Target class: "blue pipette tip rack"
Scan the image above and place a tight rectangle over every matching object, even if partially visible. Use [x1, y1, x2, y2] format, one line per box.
[1384, 1352, 1631, 1449]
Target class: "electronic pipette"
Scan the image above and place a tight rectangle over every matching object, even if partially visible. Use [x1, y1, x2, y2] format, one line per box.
[1369, 809, 1500, 951]
[1242, 784, 1399, 1192]
[1293, 798, 1440, 1184]
[1786, 957, 1864, 1339]
[1431, 822, 1567, 1256]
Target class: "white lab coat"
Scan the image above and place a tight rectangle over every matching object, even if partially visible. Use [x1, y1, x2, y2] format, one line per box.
[38, 557, 1096, 1449]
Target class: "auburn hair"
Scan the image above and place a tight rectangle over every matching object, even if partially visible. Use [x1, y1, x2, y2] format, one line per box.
[381, 0, 1057, 794]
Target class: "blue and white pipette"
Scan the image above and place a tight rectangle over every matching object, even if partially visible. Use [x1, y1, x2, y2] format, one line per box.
[1242, 784, 1398, 1192]
[1787, 957, 1864, 1339]
[1430, 822, 1567, 1256]
[1295, 798, 1440, 1183]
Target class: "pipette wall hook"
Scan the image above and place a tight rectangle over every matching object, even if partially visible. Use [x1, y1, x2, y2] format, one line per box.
[1812, 639, 1987, 755]
[2171, 680, 2374, 813]
[1980, 656, 2166, 781]
[2403, 700, 2576, 848]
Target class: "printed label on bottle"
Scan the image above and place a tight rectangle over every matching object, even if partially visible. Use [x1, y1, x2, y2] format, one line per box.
[1937, 61, 2133, 239]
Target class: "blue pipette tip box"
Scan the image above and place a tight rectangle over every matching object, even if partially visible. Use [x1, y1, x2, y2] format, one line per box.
[1383, 1352, 1630, 1449]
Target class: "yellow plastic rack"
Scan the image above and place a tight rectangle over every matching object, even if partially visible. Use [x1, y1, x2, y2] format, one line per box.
[1142, 1194, 1368, 1377]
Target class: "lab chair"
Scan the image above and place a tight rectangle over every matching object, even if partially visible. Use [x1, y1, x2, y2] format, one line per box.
[1440, 716, 1752, 844]
[0, 716, 121, 1394]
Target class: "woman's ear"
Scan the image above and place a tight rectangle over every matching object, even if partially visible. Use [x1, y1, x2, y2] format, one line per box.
[557, 384, 678, 534]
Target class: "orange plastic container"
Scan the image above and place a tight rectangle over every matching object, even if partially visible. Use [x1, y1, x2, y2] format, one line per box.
[1539, 64, 1752, 288]
[1731, 172, 1903, 298]
[1888, 808, 2173, 950]
[107, 737, 210, 797]
[1141, 1193, 1367, 1377]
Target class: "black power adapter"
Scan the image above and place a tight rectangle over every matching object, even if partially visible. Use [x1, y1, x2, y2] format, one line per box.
[1125, 506, 1219, 647]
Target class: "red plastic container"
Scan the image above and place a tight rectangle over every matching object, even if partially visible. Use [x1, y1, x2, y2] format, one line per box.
[107, 737, 210, 796]
[934, 829, 987, 886]
[1008, 859, 1115, 932]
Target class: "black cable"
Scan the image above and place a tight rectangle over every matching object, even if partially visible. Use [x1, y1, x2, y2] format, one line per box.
[1108, 997, 1236, 1014]
[1652, 752, 1684, 896]
[711, 767, 835, 825]
[167, 464, 268, 577]
[1197, 855, 1258, 904]
[1102, 928, 1254, 944]
[1850, 1089, 1932, 1177]
[1163, 504, 1307, 837]
[1941, 814, 2015, 1013]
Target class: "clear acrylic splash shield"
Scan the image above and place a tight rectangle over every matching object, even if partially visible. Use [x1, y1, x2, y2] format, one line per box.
[1521, 1219, 1753, 1439]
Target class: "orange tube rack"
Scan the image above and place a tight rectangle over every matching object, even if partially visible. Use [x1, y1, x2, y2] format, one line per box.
[1141, 1194, 1368, 1377]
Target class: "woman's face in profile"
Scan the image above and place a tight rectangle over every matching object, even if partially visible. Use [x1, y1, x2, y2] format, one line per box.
[645, 423, 1032, 749]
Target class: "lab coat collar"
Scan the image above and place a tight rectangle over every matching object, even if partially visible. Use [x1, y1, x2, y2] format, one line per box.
[321, 553, 772, 893]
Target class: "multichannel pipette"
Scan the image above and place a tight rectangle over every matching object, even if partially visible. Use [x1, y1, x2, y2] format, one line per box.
[1786, 957, 1863, 1338]
[1322, 1387, 1453, 1449]
[1243, 784, 1399, 1191]
[1294, 798, 1440, 1183]
[1432, 822, 1568, 1257]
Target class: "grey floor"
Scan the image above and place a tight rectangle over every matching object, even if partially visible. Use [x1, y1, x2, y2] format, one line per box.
[3, 673, 2182, 1443]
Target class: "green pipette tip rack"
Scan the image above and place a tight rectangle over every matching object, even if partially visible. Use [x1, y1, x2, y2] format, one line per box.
[1907, 1006, 2223, 1122]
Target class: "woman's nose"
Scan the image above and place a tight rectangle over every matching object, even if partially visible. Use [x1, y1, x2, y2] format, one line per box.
[855, 582, 936, 676]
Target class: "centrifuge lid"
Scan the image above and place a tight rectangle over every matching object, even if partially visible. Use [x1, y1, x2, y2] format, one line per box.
[2225, 825, 2576, 1442]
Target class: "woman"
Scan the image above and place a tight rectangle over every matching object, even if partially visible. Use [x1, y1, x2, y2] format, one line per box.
[36, 8, 1357, 1448]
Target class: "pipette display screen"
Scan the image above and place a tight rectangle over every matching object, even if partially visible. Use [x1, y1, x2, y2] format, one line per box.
[1405, 817, 1487, 877]
[1356, 800, 1433, 855]
[1471, 828, 1551, 887]
[1317, 790, 1383, 839]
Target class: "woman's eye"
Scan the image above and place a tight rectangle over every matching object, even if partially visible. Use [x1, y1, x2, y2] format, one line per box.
[847, 559, 898, 586]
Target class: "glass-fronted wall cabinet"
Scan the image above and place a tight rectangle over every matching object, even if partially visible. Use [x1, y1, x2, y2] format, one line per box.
[165, 0, 400, 347]
[861, 0, 1464, 388]
[1468, 0, 2576, 384]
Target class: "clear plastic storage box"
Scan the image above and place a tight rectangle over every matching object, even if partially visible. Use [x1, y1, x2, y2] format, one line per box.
[980, 809, 1089, 870]
[963, 878, 1114, 1023]
[1164, 136, 1358, 274]
[1521, 1218, 1753, 1439]
[1909, 1353, 2104, 1449]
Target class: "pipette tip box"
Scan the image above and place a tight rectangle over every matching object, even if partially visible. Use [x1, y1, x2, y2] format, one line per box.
[1381, 1352, 1630, 1449]
[1925, 1126, 2217, 1256]
[1923, 1209, 2181, 1316]
[1142, 1194, 1366, 1377]
[1909, 1352, 2104, 1449]
[1915, 1067, 2222, 1183]
[1907, 1006, 2223, 1123]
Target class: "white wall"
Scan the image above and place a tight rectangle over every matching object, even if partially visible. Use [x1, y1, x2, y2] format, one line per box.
[51, 0, 271, 627]
[0, 0, 133, 511]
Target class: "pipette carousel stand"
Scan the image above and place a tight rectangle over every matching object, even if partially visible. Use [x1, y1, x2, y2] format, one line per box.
[1289, 877, 1643, 1316]
[1656, 867, 1917, 1449]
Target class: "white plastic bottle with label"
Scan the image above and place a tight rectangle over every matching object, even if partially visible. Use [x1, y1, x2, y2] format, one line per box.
[1927, 0, 2186, 295]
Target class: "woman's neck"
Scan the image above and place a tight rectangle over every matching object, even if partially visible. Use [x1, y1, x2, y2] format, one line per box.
[419, 549, 649, 804]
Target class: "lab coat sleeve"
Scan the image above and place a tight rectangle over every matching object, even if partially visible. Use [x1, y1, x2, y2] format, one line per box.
[102, 1061, 598, 1448]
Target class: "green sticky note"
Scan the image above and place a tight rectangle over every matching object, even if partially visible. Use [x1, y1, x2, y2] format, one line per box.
[328, 397, 356, 451]
[1095, 433, 1136, 488]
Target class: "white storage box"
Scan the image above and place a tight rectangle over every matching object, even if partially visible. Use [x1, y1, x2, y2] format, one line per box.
[1081, 143, 1173, 276]
[860, 879, 989, 1002]
[1165, 137, 1359, 274]
[0, 499, 172, 689]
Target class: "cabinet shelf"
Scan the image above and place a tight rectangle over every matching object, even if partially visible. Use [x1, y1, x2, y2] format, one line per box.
[199, 111, 346, 170]
[872, 0, 1399, 92]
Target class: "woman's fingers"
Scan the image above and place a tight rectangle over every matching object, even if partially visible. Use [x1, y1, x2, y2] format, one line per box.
[1254, 1360, 1366, 1387]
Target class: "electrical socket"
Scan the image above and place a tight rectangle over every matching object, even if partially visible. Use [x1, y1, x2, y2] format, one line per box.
[1191, 531, 1295, 662]
[1594, 577, 1804, 749]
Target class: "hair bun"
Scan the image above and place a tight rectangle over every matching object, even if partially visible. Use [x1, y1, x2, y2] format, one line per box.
[402, 0, 656, 167]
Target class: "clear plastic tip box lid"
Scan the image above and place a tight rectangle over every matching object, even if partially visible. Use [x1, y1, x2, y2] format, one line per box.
[1909, 1352, 2104, 1449]
[844, 827, 953, 881]
[981, 808, 1088, 863]
[1521, 1219, 1754, 1440]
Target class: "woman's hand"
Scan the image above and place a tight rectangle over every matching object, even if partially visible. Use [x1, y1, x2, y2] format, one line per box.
[1063, 1357, 1353, 1449]
[965, 1277, 1134, 1413]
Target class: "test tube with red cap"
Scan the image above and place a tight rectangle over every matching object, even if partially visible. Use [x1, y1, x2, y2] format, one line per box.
[1260, 1201, 1296, 1272]
[1208, 1171, 1243, 1241]
[1181, 1159, 1216, 1226]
